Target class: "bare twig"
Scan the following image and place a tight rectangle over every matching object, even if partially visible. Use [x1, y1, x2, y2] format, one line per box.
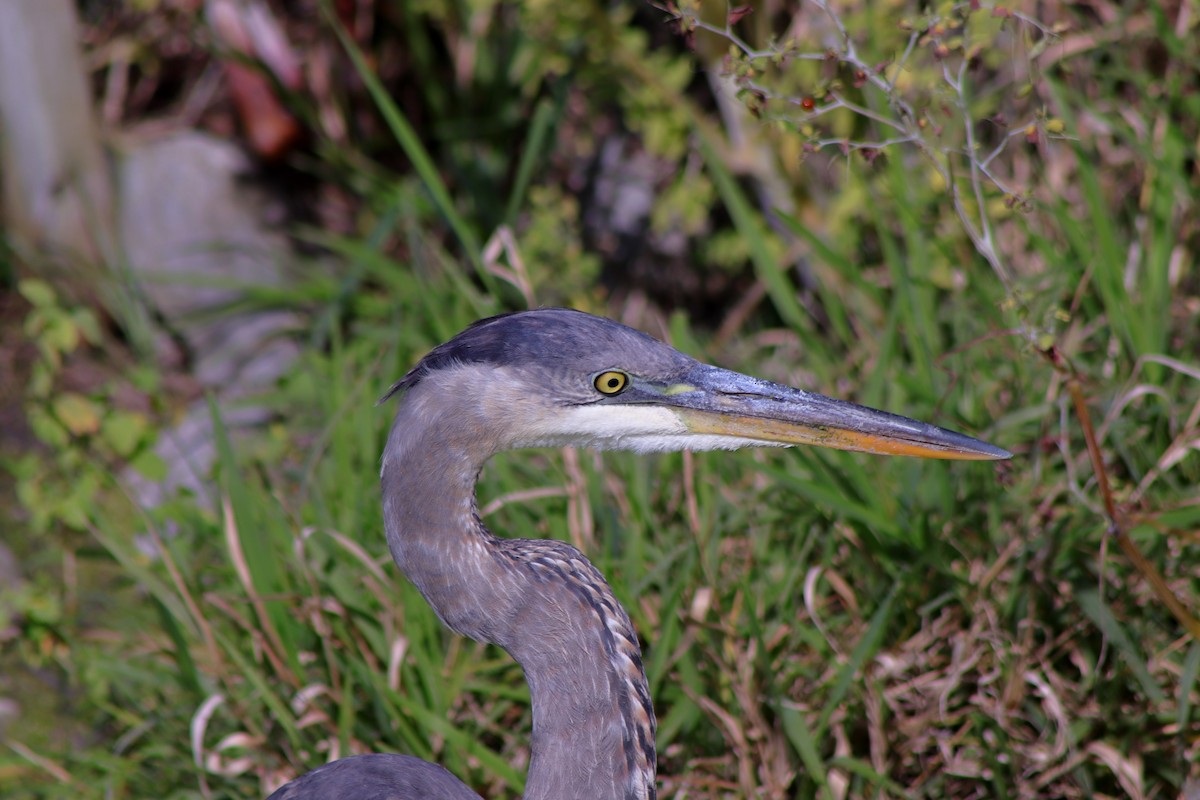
[1044, 346, 1200, 639]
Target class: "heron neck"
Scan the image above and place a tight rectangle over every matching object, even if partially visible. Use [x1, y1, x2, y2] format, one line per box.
[381, 400, 656, 800]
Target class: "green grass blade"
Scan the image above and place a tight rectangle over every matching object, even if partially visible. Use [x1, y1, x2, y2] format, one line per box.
[209, 397, 300, 676]
[504, 95, 562, 227]
[780, 703, 832, 797]
[695, 131, 816, 344]
[152, 595, 203, 696]
[1076, 589, 1166, 705]
[325, 4, 486, 279]
[774, 210, 855, 344]
[212, 628, 303, 751]
[816, 581, 899, 736]
[761, 463, 903, 539]
[1177, 641, 1200, 732]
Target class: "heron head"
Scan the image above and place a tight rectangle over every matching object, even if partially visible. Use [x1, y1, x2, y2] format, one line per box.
[384, 308, 1010, 461]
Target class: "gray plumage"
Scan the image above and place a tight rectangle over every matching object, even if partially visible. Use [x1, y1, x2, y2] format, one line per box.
[267, 755, 478, 800]
[266, 308, 1010, 800]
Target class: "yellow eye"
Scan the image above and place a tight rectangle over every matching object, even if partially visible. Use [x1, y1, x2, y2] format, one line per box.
[593, 370, 629, 395]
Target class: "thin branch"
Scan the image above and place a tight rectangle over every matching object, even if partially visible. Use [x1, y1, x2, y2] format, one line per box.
[812, 136, 919, 151]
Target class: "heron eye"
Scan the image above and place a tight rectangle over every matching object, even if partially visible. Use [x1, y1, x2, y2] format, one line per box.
[593, 370, 629, 396]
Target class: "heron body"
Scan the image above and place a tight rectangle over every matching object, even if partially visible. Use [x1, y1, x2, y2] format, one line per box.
[267, 308, 1009, 800]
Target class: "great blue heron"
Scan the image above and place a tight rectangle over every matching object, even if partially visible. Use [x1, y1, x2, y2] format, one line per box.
[267, 308, 1010, 800]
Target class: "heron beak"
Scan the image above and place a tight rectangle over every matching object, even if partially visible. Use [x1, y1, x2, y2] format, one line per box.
[657, 365, 1011, 461]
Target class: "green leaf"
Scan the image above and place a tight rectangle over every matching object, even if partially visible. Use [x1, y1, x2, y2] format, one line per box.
[128, 448, 168, 482]
[43, 312, 82, 355]
[102, 410, 150, 458]
[27, 405, 70, 448]
[53, 393, 102, 436]
[17, 278, 56, 308]
[72, 307, 103, 345]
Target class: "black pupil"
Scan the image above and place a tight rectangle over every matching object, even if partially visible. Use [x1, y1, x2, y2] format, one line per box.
[607, 377, 619, 388]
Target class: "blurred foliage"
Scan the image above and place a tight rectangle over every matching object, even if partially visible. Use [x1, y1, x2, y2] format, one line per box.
[11, 280, 162, 533]
[3, 0, 1199, 799]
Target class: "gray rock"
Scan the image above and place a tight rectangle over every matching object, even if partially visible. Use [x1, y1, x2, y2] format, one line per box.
[116, 132, 302, 514]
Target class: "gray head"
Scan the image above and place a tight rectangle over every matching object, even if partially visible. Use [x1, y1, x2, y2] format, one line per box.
[383, 308, 1010, 460]
[385, 308, 692, 399]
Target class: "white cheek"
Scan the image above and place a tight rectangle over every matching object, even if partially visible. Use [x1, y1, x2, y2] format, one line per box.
[516, 405, 684, 448]
[514, 405, 786, 453]
[623, 434, 786, 453]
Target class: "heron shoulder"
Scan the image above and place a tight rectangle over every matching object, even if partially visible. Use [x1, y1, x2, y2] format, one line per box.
[266, 753, 479, 800]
